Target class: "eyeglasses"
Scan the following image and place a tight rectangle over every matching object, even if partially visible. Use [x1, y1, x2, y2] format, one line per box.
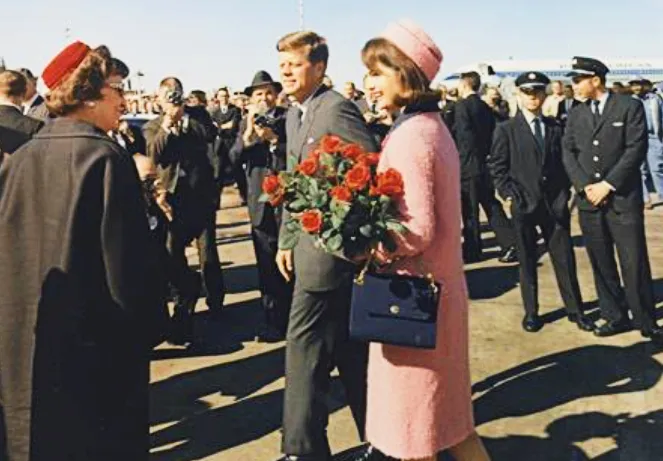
[106, 82, 125, 97]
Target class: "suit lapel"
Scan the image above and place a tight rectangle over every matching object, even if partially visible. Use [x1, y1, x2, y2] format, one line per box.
[542, 117, 555, 165]
[294, 86, 329, 161]
[515, 111, 543, 159]
[592, 93, 616, 135]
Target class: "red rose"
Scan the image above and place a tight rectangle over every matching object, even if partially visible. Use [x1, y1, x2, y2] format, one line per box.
[261, 174, 281, 194]
[298, 157, 319, 176]
[376, 168, 404, 196]
[369, 184, 381, 197]
[345, 163, 372, 191]
[360, 152, 381, 166]
[330, 185, 352, 202]
[340, 144, 364, 161]
[269, 191, 284, 207]
[320, 134, 343, 153]
[310, 149, 322, 160]
[300, 209, 323, 234]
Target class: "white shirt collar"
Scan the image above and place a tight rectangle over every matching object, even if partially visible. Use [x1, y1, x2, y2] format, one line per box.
[23, 94, 40, 110]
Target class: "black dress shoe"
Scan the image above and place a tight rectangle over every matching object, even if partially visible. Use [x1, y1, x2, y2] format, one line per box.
[568, 314, 596, 332]
[340, 445, 394, 461]
[642, 327, 663, 344]
[498, 246, 518, 263]
[594, 319, 632, 337]
[522, 314, 544, 333]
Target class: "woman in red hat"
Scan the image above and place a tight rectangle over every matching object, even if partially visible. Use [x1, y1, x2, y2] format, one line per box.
[0, 42, 166, 461]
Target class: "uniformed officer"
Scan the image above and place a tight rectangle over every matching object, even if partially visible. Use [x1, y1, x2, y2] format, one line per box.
[562, 57, 663, 344]
[489, 72, 594, 333]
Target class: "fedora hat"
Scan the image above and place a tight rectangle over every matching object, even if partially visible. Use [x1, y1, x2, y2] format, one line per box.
[244, 70, 282, 96]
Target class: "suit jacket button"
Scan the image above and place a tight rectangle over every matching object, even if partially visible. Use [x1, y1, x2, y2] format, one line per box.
[542, 175, 547, 182]
[593, 156, 599, 162]
[593, 140, 599, 146]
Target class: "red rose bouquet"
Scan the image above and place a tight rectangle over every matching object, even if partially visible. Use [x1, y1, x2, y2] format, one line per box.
[260, 134, 406, 258]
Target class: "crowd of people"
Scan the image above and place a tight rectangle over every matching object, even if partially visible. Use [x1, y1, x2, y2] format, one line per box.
[0, 17, 661, 461]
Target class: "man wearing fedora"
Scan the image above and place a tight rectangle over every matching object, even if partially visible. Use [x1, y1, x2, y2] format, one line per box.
[562, 57, 663, 344]
[230, 71, 292, 340]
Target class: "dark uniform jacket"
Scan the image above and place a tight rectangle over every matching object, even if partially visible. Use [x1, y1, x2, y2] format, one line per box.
[490, 112, 571, 217]
[0, 119, 166, 461]
[453, 94, 496, 179]
[562, 93, 648, 212]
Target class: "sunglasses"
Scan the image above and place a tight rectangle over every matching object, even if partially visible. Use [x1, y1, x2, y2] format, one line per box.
[107, 82, 125, 96]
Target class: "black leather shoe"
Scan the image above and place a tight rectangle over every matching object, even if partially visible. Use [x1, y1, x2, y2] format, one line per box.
[594, 319, 632, 337]
[339, 445, 394, 461]
[642, 327, 663, 344]
[522, 314, 544, 333]
[568, 314, 596, 332]
[498, 246, 518, 263]
[277, 455, 329, 461]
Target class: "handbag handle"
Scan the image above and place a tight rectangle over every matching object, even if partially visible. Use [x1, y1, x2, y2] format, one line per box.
[355, 250, 438, 294]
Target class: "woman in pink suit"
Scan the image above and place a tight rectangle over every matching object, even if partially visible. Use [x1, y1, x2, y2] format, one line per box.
[353, 20, 491, 461]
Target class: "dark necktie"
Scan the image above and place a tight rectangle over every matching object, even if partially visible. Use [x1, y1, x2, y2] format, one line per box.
[533, 118, 544, 152]
[592, 100, 601, 126]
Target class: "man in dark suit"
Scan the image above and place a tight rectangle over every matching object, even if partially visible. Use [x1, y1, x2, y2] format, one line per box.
[230, 70, 292, 341]
[454, 71, 516, 263]
[210, 86, 246, 203]
[562, 57, 663, 344]
[0, 70, 43, 156]
[144, 77, 225, 345]
[490, 71, 595, 334]
[17, 68, 50, 121]
[556, 84, 581, 125]
[275, 31, 378, 461]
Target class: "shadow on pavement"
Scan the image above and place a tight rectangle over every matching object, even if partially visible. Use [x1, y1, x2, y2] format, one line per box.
[150, 377, 348, 461]
[439, 410, 663, 460]
[150, 346, 285, 428]
[465, 265, 520, 300]
[471, 341, 663, 427]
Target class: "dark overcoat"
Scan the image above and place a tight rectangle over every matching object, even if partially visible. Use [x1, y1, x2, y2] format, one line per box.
[0, 118, 166, 461]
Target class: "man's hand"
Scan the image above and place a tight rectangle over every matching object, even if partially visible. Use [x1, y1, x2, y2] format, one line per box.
[275, 249, 294, 282]
[255, 125, 278, 144]
[220, 121, 234, 130]
[584, 181, 613, 207]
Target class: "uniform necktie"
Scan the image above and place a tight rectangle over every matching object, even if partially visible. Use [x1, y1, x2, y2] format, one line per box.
[592, 100, 601, 126]
[533, 118, 544, 152]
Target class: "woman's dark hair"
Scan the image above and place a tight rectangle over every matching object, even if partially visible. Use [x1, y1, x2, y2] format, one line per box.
[361, 37, 439, 108]
[46, 46, 129, 116]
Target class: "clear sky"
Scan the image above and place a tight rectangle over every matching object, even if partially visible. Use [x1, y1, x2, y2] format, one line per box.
[2, 0, 663, 94]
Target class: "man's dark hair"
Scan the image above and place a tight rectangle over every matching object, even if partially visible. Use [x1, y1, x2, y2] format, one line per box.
[460, 71, 481, 91]
[190, 89, 207, 104]
[17, 68, 37, 81]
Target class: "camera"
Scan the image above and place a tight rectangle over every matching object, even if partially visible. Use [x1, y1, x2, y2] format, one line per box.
[165, 89, 184, 106]
[254, 113, 279, 129]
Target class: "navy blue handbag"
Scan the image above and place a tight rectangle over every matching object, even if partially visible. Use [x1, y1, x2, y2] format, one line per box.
[349, 264, 441, 349]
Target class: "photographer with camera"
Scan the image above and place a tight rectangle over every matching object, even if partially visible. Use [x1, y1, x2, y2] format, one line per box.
[230, 70, 291, 341]
[143, 77, 225, 345]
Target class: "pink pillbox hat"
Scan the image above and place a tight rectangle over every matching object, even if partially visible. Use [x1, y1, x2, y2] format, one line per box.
[381, 19, 443, 82]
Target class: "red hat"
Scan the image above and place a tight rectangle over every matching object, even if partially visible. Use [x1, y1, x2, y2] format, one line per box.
[42, 41, 91, 90]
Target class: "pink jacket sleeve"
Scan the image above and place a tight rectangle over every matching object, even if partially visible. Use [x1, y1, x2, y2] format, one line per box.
[382, 124, 436, 257]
